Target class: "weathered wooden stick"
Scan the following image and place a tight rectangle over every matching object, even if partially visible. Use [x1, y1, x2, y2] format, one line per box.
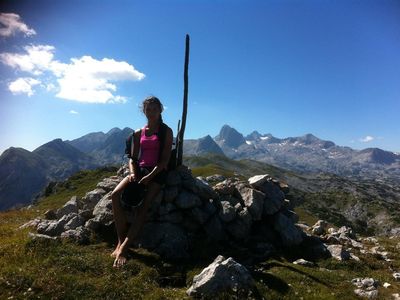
[177, 34, 190, 166]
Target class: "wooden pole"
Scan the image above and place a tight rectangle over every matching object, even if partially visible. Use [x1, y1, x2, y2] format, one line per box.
[177, 34, 190, 166]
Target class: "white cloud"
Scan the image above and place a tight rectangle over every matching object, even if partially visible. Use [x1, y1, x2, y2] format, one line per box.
[69, 110, 79, 114]
[55, 56, 143, 104]
[0, 44, 58, 75]
[45, 83, 56, 92]
[8, 77, 40, 96]
[359, 136, 374, 143]
[0, 13, 36, 37]
[0, 45, 145, 104]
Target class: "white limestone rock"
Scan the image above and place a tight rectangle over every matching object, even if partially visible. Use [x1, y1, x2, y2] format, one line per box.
[186, 255, 255, 297]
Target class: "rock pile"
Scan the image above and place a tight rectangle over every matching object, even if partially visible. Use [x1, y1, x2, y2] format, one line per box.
[22, 165, 305, 260]
[352, 277, 379, 299]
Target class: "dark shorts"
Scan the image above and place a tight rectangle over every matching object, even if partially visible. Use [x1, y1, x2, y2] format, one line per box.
[140, 167, 167, 186]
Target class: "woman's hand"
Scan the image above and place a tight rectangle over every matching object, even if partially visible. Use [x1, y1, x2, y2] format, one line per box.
[128, 173, 136, 182]
[138, 175, 151, 185]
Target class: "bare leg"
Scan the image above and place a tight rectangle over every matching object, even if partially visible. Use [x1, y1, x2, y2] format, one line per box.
[111, 176, 130, 257]
[113, 182, 161, 268]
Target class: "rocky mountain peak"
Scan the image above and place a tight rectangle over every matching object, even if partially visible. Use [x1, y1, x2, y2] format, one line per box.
[215, 124, 246, 148]
[298, 133, 320, 144]
[246, 131, 262, 141]
[358, 148, 398, 164]
[106, 127, 121, 136]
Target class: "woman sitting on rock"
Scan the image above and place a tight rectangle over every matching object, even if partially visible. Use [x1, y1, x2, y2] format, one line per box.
[111, 96, 173, 267]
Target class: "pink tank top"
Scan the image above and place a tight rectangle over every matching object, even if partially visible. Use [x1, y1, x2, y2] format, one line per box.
[138, 126, 160, 168]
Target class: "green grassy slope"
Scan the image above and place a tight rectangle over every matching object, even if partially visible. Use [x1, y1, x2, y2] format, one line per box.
[1, 163, 400, 299]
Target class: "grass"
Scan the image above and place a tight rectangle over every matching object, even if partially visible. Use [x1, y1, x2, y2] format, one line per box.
[1, 166, 400, 299]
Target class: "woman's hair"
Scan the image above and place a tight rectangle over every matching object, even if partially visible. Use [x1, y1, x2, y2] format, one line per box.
[141, 96, 164, 123]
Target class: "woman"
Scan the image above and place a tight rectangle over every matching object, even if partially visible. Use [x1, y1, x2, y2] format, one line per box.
[110, 96, 173, 268]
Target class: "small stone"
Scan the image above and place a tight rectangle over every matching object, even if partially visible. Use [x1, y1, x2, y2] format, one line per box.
[293, 259, 315, 267]
[383, 282, 391, 288]
[28, 232, 58, 241]
[393, 272, 400, 281]
[354, 289, 378, 299]
[350, 253, 360, 261]
[205, 174, 225, 182]
[19, 218, 42, 230]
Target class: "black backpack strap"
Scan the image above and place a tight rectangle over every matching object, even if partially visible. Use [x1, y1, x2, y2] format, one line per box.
[157, 122, 168, 162]
[125, 129, 142, 160]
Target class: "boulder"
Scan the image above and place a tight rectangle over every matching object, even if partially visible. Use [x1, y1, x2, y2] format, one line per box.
[327, 244, 350, 261]
[257, 180, 285, 210]
[185, 177, 218, 200]
[37, 213, 76, 236]
[189, 201, 216, 225]
[213, 180, 236, 195]
[176, 190, 202, 209]
[163, 185, 179, 202]
[226, 208, 252, 240]
[61, 226, 91, 244]
[272, 212, 303, 246]
[56, 196, 80, 218]
[248, 174, 270, 188]
[158, 211, 184, 224]
[139, 222, 189, 260]
[311, 220, 328, 236]
[93, 192, 112, 216]
[166, 170, 182, 186]
[158, 203, 177, 216]
[204, 215, 226, 241]
[237, 185, 264, 221]
[283, 210, 299, 224]
[64, 214, 85, 231]
[82, 188, 106, 211]
[186, 255, 255, 297]
[337, 226, 356, 239]
[19, 218, 42, 230]
[44, 209, 57, 220]
[218, 201, 236, 223]
[78, 209, 93, 221]
[96, 177, 119, 192]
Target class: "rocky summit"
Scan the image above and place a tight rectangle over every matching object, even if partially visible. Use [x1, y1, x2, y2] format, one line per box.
[23, 165, 308, 260]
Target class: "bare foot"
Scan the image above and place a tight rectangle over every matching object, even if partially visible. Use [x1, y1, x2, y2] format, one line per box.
[110, 243, 121, 257]
[113, 249, 128, 268]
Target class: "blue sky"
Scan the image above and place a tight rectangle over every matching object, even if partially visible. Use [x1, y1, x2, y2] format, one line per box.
[0, 0, 399, 155]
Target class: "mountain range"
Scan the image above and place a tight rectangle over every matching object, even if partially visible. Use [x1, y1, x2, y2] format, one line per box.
[0, 124, 399, 210]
